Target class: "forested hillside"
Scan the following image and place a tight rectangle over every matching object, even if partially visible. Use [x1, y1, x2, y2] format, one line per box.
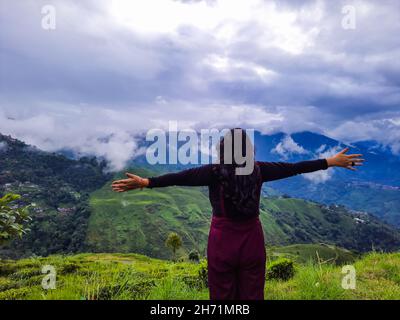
[0, 134, 111, 258]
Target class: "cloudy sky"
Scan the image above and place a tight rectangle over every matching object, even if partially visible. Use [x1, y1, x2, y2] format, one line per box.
[0, 0, 399, 170]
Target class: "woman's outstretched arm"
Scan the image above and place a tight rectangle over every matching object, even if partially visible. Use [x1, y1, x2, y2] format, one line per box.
[112, 164, 214, 192]
[147, 164, 213, 188]
[259, 147, 364, 182]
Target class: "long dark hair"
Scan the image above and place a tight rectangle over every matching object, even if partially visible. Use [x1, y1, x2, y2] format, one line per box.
[212, 128, 261, 217]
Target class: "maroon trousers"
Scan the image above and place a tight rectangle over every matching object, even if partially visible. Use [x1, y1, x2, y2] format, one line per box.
[207, 215, 266, 300]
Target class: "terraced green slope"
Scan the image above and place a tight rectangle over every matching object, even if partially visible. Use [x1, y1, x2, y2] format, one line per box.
[86, 169, 212, 258]
[86, 169, 400, 259]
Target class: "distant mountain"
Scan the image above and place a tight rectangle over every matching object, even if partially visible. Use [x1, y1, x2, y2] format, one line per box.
[253, 131, 400, 227]
[254, 131, 400, 186]
[132, 130, 400, 227]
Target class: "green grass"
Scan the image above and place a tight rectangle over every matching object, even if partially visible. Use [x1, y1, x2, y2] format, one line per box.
[0, 253, 208, 300]
[267, 243, 358, 265]
[0, 250, 399, 300]
[265, 252, 400, 300]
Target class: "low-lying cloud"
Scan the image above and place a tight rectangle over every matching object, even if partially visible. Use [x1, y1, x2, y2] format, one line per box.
[303, 145, 343, 183]
[272, 135, 309, 159]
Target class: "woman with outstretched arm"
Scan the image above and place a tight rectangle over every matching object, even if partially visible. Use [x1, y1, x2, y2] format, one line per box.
[112, 129, 364, 300]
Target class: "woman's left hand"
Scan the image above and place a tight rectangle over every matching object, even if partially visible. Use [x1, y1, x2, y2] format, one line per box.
[326, 147, 365, 171]
[111, 173, 149, 192]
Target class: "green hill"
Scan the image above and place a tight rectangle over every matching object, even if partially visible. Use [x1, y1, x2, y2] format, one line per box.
[269, 178, 400, 227]
[86, 170, 400, 258]
[0, 249, 399, 300]
[85, 168, 211, 258]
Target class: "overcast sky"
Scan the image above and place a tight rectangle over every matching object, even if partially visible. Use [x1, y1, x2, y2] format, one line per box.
[0, 0, 399, 170]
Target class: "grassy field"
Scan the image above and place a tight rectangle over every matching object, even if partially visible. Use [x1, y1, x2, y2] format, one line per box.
[266, 243, 358, 265]
[0, 246, 399, 300]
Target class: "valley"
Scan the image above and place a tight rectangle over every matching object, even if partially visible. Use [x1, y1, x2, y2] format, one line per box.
[1, 132, 400, 261]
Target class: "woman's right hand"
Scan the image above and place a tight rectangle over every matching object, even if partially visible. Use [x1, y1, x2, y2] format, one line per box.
[111, 173, 149, 192]
[326, 147, 364, 171]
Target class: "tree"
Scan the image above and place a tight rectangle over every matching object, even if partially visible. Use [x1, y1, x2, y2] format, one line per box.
[0, 194, 31, 245]
[165, 232, 182, 261]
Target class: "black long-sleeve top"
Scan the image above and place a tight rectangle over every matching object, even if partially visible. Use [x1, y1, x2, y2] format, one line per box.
[148, 159, 329, 219]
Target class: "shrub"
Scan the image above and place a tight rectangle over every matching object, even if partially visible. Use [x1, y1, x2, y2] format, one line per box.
[267, 258, 295, 281]
[130, 279, 156, 299]
[60, 262, 80, 274]
[0, 194, 31, 245]
[188, 250, 200, 263]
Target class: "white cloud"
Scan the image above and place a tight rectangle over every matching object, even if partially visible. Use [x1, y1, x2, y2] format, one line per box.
[0, 102, 283, 171]
[315, 144, 326, 153]
[327, 119, 400, 154]
[203, 54, 279, 84]
[303, 144, 342, 183]
[272, 135, 309, 159]
[0, 107, 144, 171]
[106, 0, 318, 55]
[0, 141, 8, 152]
[302, 169, 333, 184]
[317, 145, 342, 159]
